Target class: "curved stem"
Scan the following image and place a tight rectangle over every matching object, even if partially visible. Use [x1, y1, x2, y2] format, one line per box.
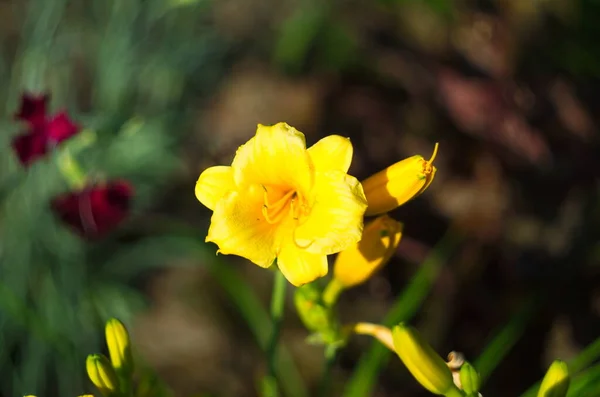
[262, 268, 287, 397]
[322, 278, 344, 307]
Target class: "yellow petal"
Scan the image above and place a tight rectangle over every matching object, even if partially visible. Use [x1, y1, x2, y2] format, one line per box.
[195, 166, 235, 211]
[308, 135, 353, 173]
[206, 184, 277, 268]
[277, 239, 328, 286]
[231, 123, 313, 194]
[295, 170, 368, 255]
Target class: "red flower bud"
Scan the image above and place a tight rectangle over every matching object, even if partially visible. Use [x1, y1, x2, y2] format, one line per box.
[51, 180, 134, 239]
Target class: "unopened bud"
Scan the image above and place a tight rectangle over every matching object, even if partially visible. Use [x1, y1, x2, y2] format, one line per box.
[294, 284, 338, 343]
[459, 362, 481, 394]
[392, 323, 458, 395]
[362, 143, 438, 216]
[86, 354, 119, 397]
[538, 360, 570, 397]
[105, 318, 133, 375]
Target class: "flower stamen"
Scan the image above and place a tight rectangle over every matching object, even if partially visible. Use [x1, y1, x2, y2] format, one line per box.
[422, 142, 439, 175]
[262, 186, 296, 224]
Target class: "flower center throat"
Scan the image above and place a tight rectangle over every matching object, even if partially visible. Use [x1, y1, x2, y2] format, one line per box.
[261, 186, 309, 225]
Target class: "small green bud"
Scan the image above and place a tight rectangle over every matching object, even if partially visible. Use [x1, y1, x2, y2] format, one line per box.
[294, 283, 336, 335]
[459, 362, 481, 394]
[392, 323, 459, 395]
[86, 354, 119, 397]
[537, 360, 570, 397]
[105, 318, 134, 375]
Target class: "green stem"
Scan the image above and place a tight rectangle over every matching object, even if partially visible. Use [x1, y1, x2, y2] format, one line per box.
[322, 278, 344, 307]
[317, 345, 338, 397]
[56, 149, 86, 190]
[262, 269, 287, 397]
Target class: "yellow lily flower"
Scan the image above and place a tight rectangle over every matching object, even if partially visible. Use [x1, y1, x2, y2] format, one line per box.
[195, 123, 367, 286]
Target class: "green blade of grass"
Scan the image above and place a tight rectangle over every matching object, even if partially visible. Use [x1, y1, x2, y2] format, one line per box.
[343, 230, 462, 397]
[474, 295, 538, 384]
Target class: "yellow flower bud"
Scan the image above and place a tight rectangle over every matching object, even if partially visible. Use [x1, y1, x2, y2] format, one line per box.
[86, 354, 119, 397]
[333, 214, 402, 288]
[537, 360, 570, 397]
[105, 318, 133, 374]
[459, 362, 481, 394]
[362, 143, 438, 216]
[392, 323, 458, 395]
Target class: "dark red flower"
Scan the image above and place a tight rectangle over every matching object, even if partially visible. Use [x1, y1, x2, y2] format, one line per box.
[14, 92, 49, 126]
[51, 180, 135, 239]
[11, 93, 80, 166]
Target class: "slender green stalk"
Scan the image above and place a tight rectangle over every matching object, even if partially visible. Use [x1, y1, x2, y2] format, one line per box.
[474, 296, 537, 383]
[322, 278, 344, 307]
[566, 361, 600, 396]
[569, 336, 600, 374]
[262, 269, 288, 397]
[317, 345, 338, 397]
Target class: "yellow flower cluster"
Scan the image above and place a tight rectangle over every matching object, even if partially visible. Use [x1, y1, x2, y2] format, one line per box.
[195, 122, 438, 287]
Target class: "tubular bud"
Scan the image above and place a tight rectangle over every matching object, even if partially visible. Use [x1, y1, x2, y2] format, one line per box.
[459, 362, 482, 395]
[392, 323, 458, 395]
[86, 354, 119, 397]
[333, 214, 403, 289]
[105, 318, 134, 375]
[537, 360, 570, 397]
[362, 143, 438, 216]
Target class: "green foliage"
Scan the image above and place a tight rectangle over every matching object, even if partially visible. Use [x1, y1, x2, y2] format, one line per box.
[0, 0, 227, 395]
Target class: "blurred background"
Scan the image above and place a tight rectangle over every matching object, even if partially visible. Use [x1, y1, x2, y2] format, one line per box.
[1, 0, 600, 396]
